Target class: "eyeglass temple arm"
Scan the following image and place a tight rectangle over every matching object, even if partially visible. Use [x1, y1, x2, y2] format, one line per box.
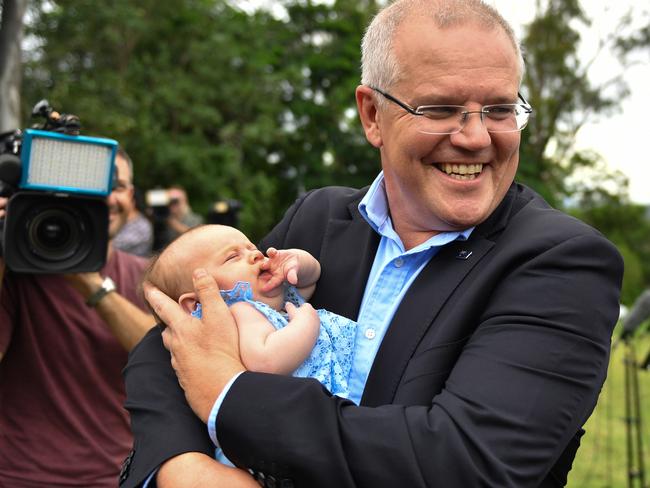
[369, 86, 420, 115]
[518, 92, 532, 112]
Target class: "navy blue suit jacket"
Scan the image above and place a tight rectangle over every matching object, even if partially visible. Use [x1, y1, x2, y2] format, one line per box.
[121, 183, 622, 487]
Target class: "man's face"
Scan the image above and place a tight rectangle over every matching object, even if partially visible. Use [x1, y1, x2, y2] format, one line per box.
[107, 155, 134, 239]
[362, 19, 521, 243]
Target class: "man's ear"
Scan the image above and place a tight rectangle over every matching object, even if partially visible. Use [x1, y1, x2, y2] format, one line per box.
[179, 292, 199, 314]
[355, 85, 383, 148]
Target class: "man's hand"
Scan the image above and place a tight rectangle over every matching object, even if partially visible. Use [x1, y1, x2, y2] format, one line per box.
[145, 268, 246, 423]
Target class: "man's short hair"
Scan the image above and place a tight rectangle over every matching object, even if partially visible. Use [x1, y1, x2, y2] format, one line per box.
[361, 0, 525, 104]
[116, 147, 134, 182]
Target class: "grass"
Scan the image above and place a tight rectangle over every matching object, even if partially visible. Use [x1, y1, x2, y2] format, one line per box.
[567, 332, 650, 488]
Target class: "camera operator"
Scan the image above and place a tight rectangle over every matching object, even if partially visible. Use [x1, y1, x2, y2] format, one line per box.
[0, 148, 156, 487]
[165, 185, 203, 240]
[113, 151, 154, 258]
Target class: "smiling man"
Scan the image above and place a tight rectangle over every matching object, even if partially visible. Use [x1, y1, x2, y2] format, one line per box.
[122, 1, 623, 487]
[357, 15, 524, 246]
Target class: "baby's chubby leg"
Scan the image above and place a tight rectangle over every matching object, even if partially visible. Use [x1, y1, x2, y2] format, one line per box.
[157, 452, 259, 487]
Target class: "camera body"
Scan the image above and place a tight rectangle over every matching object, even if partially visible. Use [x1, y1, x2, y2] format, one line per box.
[206, 199, 242, 228]
[145, 188, 177, 220]
[145, 188, 183, 252]
[0, 127, 118, 274]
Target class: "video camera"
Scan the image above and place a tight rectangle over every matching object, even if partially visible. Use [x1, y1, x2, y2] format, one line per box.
[206, 199, 242, 228]
[145, 188, 178, 221]
[144, 188, 177, 251]
[0, 100, 118, 273]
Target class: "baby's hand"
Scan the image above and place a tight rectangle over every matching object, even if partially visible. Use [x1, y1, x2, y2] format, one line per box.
[285, 302, 319, 329]
[260, 247, 301, 291]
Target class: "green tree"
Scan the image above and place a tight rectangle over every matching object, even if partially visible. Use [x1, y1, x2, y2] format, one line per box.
[518, 0, 629, 206]
[264, 0, 380, 195]
[21, 0, 380, 240]
[22, 0, 292, 238]
[517, 1, 650, 302]
[0, 0, 28, 132]
[20, 0, 649, 248]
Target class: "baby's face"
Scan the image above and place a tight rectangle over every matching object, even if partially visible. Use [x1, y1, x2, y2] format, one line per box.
[183, 226, 280, 301]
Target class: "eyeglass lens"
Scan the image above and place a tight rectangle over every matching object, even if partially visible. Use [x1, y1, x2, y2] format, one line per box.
[417, 105, 529, 135]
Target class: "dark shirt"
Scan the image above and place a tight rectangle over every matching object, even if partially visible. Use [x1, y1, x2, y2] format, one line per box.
[0, 250, 148, 487]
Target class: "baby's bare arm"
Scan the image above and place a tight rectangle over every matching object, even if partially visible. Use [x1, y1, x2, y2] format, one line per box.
[232, 301, 320, 375]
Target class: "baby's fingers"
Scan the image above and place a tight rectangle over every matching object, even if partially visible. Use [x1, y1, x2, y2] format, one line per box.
[285, 301, 297, 318]
[286, 268, 298, 285]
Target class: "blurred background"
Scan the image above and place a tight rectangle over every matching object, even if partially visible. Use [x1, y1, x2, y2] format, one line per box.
[0, 1, 648, 485]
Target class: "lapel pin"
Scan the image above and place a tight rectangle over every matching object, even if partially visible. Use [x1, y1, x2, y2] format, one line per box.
[456, 250, 473, 260]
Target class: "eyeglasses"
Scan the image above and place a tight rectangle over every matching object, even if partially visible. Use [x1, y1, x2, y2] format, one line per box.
[370, 86, 533, 135]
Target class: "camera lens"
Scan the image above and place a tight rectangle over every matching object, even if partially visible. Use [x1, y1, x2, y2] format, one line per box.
[3, 192, 108, 273]
[27, 207, 83, 261]
[37, 215, 70, 246]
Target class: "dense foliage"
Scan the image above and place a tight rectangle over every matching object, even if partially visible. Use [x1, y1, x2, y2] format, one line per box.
[20, 0, 381, 240]
[12, 0, 650, 302]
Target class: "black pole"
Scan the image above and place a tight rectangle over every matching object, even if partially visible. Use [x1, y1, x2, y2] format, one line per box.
[623, 338, 647, 488]
[624, 340, 634, 488]
[630, 344, 646, 488]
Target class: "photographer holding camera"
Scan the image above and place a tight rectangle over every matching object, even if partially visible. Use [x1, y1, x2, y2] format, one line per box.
[146, 185, 203, 252]
[164, 185, 203, 241]
[0, 148, 156, 487]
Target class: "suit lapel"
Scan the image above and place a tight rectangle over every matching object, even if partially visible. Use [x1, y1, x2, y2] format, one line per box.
[360, 183, 524, 407]
[360, 237, 495, 406]
[311, 200, 379, 321]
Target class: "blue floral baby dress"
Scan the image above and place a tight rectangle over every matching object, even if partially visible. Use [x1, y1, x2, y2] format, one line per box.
[192, 281, 357, 397]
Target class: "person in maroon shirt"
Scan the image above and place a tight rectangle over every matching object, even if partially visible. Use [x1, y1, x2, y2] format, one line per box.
[0, 149, 156, 488]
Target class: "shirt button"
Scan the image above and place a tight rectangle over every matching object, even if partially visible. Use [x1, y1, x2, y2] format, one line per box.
[365, 328, 376, 340]
[394, 258, 404, 268]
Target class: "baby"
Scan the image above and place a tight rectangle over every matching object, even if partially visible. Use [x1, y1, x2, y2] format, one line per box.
[145, 224, 357, 398]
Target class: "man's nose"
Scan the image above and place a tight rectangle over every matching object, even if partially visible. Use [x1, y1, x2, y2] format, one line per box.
[450, 112, 492, 150]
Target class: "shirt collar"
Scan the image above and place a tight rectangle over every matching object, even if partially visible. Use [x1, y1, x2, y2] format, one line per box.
[359, 171, 474, 251]
[359, 171, 390, 235]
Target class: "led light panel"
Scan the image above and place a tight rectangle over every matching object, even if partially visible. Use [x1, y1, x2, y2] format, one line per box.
[20, 129, 117, 196]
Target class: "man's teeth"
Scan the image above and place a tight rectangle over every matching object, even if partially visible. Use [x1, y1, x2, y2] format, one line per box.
[438, 163, 484, 180]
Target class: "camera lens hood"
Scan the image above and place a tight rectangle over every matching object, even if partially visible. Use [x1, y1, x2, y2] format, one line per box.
[2, 192, 109, 273]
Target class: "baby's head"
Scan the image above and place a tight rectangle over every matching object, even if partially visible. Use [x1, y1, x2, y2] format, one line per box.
[145, 224, 282, 314]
